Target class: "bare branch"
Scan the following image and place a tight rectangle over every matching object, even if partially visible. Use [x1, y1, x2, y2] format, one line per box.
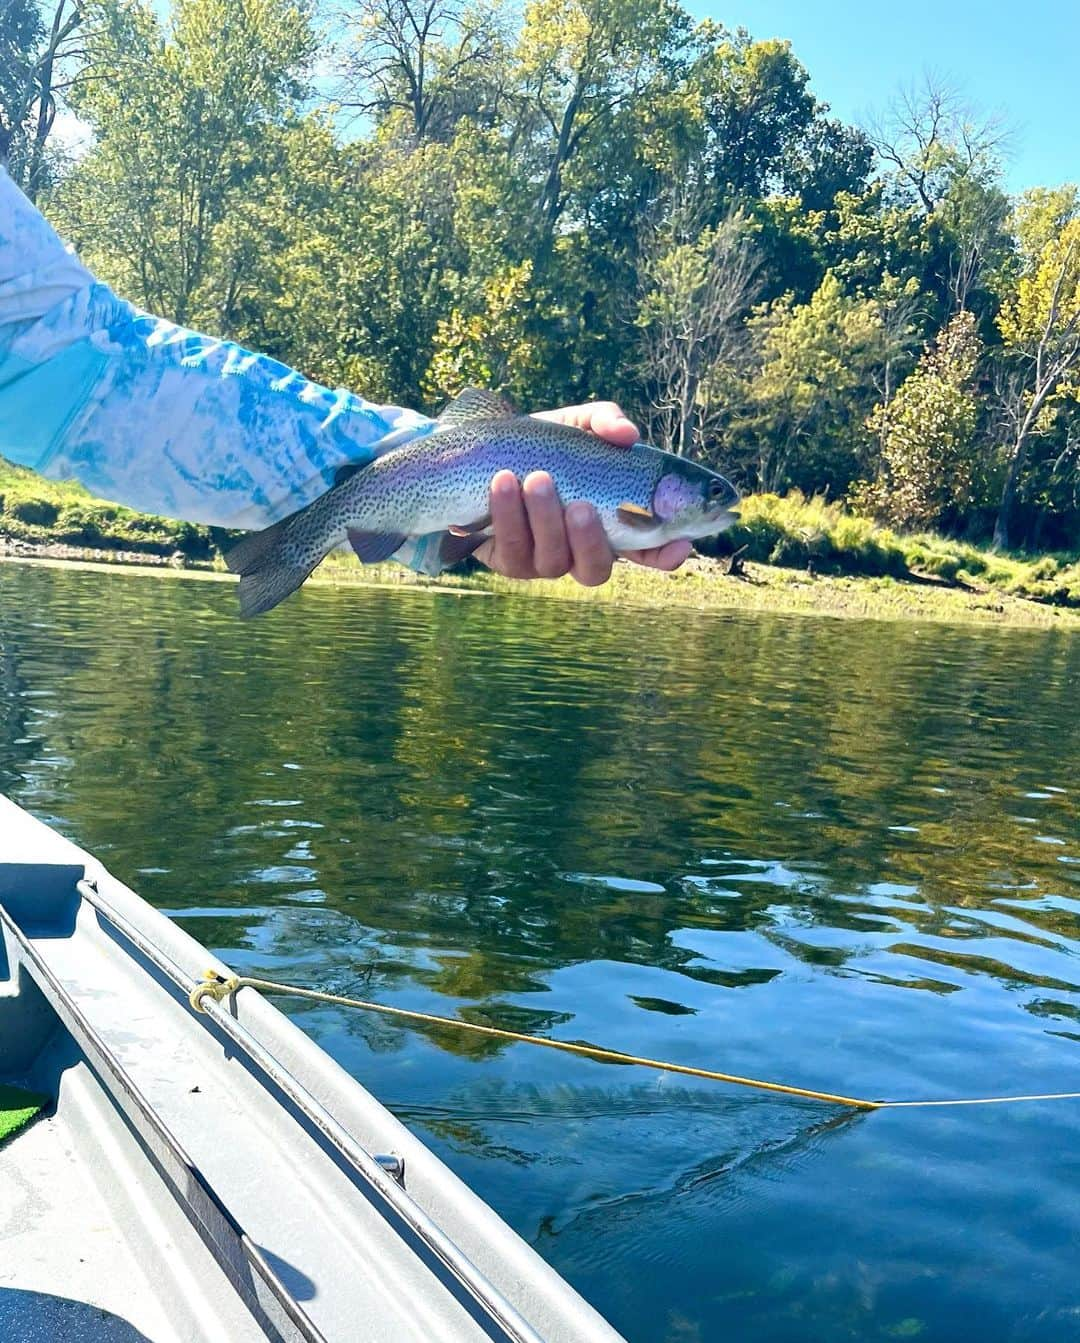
[866, 72, 1010, 214]
[334, 0, 501, 140]
[636, 190, 762, 458]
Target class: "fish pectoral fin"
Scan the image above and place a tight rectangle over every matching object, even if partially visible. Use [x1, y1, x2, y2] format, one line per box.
[439, 530, 488, 567]
[616, 502, 659, 529]
[346, 529, 408, 564]
[447, 514, 492, 537]
[437, 387, 516, 426]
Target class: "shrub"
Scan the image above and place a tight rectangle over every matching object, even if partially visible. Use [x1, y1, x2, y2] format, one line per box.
[10, 497, 59, 526]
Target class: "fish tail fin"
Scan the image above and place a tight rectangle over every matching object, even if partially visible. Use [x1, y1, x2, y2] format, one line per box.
[225, 509, 324, 618]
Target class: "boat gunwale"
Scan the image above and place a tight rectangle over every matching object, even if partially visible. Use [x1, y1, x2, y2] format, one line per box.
[74, 876, 546, 1343]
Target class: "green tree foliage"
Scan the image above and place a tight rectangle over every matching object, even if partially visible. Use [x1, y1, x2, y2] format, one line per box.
[691, 29, 836, 203]
[856, 311, 982, 530]
[744, 272, 893, 495]
[514, 0, 687, 249]
[25, 0, 1079, 551]
[993, 192, 1080, 547]
[52, 0, 316, 324]
[0, 0, 46, 172]
[426, 261, 542, 401]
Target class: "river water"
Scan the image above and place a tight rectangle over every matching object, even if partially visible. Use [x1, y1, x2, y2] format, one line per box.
[1, 560, 1079, 1342]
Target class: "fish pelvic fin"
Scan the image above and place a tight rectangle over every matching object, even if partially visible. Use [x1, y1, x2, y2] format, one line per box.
[225, 511, 324, 618]
[447, 513, 492, 537]
[439, 530, 488, 568]
[346, 528, 408, 563]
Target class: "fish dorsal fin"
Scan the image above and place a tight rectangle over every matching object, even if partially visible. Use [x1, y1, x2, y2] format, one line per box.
[437, 386, 516, 426]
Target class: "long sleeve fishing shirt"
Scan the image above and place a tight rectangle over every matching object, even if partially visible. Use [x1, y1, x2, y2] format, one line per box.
[0, 169, 445, 571]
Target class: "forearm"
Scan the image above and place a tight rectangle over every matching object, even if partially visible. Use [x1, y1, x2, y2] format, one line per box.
[0, 170, 434, 532]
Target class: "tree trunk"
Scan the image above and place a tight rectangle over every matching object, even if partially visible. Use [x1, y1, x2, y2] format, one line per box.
[24, 47, 55, 203]
[677, 373, 698, 458]
[536, 85, 583, 267]
[992, 433, 1027, 550]
[23, 1, 83, 203]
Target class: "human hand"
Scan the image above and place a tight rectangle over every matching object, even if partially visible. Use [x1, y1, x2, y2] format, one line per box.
[472, 401, 693, 586]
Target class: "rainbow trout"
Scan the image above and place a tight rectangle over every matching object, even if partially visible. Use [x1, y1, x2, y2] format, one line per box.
[226, 388, 740, 616]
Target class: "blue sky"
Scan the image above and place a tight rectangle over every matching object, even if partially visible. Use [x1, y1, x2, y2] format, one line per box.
[684, 0, 1078, 195]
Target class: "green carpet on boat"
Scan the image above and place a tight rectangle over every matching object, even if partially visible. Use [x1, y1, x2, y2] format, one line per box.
[0, 1083, 49, 1147]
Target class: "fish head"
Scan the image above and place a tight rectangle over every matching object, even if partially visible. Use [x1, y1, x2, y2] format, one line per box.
[649, 456, 740, 540]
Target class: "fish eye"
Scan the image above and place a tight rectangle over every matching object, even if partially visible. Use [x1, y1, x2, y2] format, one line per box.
[708, 478, 728, 500]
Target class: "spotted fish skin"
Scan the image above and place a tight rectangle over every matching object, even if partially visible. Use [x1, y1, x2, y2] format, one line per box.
[226, 392, 739, 617]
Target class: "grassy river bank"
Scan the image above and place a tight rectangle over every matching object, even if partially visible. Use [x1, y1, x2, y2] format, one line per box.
[2, 457, 1078, 629]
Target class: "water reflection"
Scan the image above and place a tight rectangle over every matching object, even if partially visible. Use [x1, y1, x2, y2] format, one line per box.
[2, 561, 1080, 1342]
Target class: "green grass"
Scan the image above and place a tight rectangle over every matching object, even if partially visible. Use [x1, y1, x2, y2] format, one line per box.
[0, 457, 217, 560]
[3, 460, 1078, 625]
[0, 1082, 48, 1147]
[718, 492, 1080, 610]
[315, 550, 1080, 629]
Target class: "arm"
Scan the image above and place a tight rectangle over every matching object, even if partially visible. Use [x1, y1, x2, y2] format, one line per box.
[0, 169, 433, 539]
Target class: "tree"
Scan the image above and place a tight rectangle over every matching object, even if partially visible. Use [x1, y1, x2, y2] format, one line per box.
[53, 0, 316, 326]
[869, 76, 1007, 217]
[869, 75, 1012, 319]
[993, 194, 1080, 548]
[426, 261, 542, 401]
[786, 115, 873, 213]
[636, 204, 760, 457]
[0, 0, 84, 201]
[857, 310, 982, 530]
[337, 0, 507, 143]
[690, 29, 813, 202]
[745, 271, 893, 495]
[0, 0, 46, 171]
[683, 27, 870, 211]
[513, 0, 688, 258]
[935, 162, 1011, 315]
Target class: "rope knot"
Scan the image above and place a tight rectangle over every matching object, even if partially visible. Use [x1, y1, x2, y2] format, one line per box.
[189, 970, 241, 1013]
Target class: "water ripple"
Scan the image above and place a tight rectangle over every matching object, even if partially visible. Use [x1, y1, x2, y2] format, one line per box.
[2, 562, 1080, 1343]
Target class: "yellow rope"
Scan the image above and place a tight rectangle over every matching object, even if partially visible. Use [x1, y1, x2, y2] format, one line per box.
[189, 971, 1080, 1112]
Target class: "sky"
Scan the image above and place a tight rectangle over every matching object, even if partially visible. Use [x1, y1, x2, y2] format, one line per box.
[685, 0, 1079, 195]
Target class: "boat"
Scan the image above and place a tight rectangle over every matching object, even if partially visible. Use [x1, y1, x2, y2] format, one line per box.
[0, 795, 626, 1342]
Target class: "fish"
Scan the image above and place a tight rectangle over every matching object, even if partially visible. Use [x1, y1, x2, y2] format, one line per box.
[225, 387, 740, 617]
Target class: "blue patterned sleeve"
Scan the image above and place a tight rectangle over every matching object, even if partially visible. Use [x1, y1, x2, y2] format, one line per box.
[0, 170, 447, 571]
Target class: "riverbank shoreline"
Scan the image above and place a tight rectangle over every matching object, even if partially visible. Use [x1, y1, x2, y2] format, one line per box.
[3, 536, 1078, 629]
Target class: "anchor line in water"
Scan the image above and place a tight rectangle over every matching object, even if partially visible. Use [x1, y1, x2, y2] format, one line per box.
[188, 972, 1080, 1112]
